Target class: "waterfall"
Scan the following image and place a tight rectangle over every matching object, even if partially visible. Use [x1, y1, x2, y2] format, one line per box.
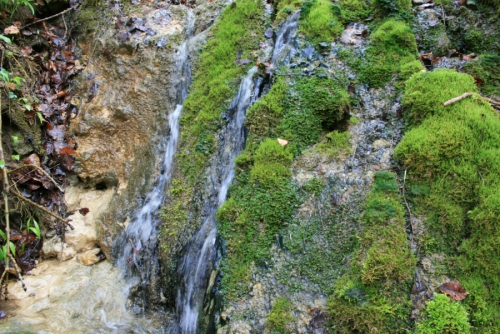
[169, 11, 300, 333]
[115, 9, 196, 308]
[172, 67, 258, 334]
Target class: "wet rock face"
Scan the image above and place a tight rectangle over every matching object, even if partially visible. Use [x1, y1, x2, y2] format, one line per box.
[218, 19, 404, 333]
[340, 23, 369, 46]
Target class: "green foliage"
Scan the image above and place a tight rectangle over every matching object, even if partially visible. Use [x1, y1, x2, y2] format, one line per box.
[267, 297, 294, 333]
[245, 77, 286, 148]
[415, 294, 471, 334]
[0, 0, 35, 15]
[394, 69, 500, 332]
[360, 20, 418, 88]
[373, 0, 411, 19]
[463, 54, 500, 98]
[299, 0, 344, 43]
[328, 172, 415, 332]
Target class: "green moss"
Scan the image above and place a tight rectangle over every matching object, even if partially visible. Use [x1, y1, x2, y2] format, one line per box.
[314, 130, 351, 158]
[372, 0, 411, 19]
[177, 0, 265, 185]
[301, 177, 325, 195]
[294, 77, 351, 130]
[299, 0, 344, 43]
[250, 138, 293, 187]
[328, 172, 415, 332]
[463, 54, 500, 98]
[275, 0, 302, 22]
[394, 69, 500, 332]
[415, 294, 471, 334]
[360, 20, 418, 88]
[332, 0, 371, 24]
[401, 68, 478, 127]
[267, 297, 294, 334]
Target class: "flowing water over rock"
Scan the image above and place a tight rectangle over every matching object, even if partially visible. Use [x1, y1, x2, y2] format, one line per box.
[170, 12, 302, 332]
[171, 67, 258, 334]
[114, 9, 195, 311]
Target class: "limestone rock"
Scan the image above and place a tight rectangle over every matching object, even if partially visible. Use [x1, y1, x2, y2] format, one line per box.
[78, 248, 102, 266]
[340, 23, 369, 46]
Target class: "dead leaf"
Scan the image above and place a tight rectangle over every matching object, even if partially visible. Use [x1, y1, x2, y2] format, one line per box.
[79, 208, 90, 216]
[4, 25, 19, 35]
[277, 138, 288, 146]
[60, 146, 76, 155]
[439, 280, 469, 301]
[20, 46, 32, 57]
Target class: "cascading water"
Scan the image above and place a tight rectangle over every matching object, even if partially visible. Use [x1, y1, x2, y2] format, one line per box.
[115, 9, 196, 309]
[172, 67, 258, 334]
[170, 11, 300, 333]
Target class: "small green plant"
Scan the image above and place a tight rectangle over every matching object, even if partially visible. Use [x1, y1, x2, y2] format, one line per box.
[0, 0, 35, 15]
[267, 297, 294, 333]
[415, 294, 471, 333]
[26, 217, 41, 239]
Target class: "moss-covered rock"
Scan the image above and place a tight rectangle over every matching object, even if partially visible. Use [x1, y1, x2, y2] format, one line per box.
[395, 69, 500, 332]
[328, 172, 415, 333]
[360, 20, 418, 88]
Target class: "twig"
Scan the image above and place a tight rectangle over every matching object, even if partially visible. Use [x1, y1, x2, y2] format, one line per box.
[481, 96, 500, 106]
[439, 167, 452, 187]
[443, 92, 474, 106]
[0, 50, 12, 287]
[62, 13, 68, 40]
[20, 8, 73, 29]
[402, 169, 414, 243]
[478, 170, 485, 186]
[444, 92, 500, 107]
[7, 164, 64, 192]
[8, 187, 67, 223]
[8, 254, 27, 292]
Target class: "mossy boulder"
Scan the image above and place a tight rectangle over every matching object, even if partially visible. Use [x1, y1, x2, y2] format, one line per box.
[360, 20, 418, 88]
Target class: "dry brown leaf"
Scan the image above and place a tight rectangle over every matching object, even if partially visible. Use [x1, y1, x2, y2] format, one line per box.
[277, 138, 288, 146]
[439, 280, 469, 301]
[4, 25, 19, 35]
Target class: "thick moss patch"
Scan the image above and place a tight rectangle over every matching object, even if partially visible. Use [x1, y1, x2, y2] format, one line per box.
[328, 172, 415, 333]
[359, 20, 418, 88]
[394, 69, 500, 332]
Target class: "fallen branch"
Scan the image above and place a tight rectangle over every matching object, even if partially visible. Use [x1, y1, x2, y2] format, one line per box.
[444, 92, 500, 107]
[443, 92, 474, 106]
[482, 96, 500, 106]
[8, 164, 64, 193]
[20, 8, 73, 29]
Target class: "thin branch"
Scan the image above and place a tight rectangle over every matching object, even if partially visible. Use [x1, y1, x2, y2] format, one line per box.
[402, 169, 414, 244]
[444, 92, 500, 107]
[0, 50, 12, 286]
[20, 8, 73, 29]
[481, 96, 500, 106]
[443, 92, 474, 106]
[8, 187, 67, 223]
[8, 164, 64, 192]
[8, 254, 27, 292]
